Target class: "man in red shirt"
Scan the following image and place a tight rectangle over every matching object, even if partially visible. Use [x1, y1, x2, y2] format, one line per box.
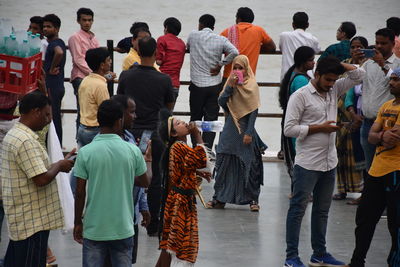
[156, 17, 186, 108]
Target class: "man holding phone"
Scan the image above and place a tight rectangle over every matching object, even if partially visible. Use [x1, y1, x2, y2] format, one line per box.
[283, 57, 365, 267]
[360, 28, 400, 169]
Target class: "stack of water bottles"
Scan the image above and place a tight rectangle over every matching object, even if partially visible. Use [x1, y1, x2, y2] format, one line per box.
[0, 18, 42, 57]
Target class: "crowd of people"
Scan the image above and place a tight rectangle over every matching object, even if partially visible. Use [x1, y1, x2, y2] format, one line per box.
[0, 6, 399, 267]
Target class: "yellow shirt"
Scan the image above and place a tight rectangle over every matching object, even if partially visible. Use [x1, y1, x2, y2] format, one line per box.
[78, 73, 110, 127]
[369, 99, 400, 177]
[1, 122, 63, 240]
[122, 48, 160, 71]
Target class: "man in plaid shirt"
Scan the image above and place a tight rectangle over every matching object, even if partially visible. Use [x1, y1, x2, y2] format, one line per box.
[1, 91, 75, 267]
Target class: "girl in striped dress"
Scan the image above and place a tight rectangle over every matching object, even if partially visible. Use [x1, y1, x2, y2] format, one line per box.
[155, 110, 211, 267]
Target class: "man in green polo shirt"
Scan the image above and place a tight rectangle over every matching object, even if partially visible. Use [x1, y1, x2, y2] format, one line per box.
[73, 99, 150, 267]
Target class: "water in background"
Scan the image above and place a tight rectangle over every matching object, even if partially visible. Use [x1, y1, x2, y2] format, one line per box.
[1, 0, 399, 152]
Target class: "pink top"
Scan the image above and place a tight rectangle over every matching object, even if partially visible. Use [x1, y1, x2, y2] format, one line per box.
[68, 29, 100, 81]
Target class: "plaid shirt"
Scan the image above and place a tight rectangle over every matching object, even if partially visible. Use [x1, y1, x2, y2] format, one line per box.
[187, 28, 238, 87]
[319, 40, 350, 62]
[1, 122, 63, 241]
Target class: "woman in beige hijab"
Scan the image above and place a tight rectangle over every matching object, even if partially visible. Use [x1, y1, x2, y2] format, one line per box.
[207, 55, 266, 212]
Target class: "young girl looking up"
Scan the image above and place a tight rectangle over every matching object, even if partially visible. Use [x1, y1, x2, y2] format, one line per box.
[155, 110, 211, 267]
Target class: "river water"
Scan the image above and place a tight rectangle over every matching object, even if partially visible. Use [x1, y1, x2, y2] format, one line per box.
[1, 0, 399, 152]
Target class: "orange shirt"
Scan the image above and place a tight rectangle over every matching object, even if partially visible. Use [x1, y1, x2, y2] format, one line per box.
[221, 22, 272, 78]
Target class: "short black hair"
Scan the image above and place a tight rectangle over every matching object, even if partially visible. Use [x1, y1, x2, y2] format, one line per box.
[111, 95, 132, 110]
[30, 16, 43, 30]
[138, 37, 157, 57]
[85, 48, 109, 71]
[315, 56, 345, 76]
[19, 90, 51, 114]
[292, 12, 308, 29]
[43, 14, 61, 28]
[164, 17, 181, 36]
[339, 21, 356, 39]
[376, 28, 395, 42]
[236, 7, 254, 23]
[387, 17, 400, 36]
[132, 27, 151, 39]
[199, 14, 215, 29]
[129, 22, 149, 35]
[97, 100, 124, 128]
[350, 36, 368, 48]
[77, 8, 94, 21]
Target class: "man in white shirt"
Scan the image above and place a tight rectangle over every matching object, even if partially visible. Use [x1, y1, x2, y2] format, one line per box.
[186, 14, 238, 149]
[279, 12, 320, 81]
[283, 56, 365, 267]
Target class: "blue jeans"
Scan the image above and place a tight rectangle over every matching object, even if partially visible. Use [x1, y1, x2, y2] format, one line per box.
[71, 124, 100, 195]
[82, 236, 133, 267]
[360, 119, 376, 171]
[286, 165, 336, 259]
[71, 78, 83, 139]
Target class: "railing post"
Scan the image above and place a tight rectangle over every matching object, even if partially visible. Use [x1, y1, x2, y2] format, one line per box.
[107, 39, 114, 96]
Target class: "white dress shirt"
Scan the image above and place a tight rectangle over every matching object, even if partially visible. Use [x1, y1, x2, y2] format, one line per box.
[284, 67, 365, 171]
[279, 29, 320, 80]
[361, 54, 400, 119]
[187, 28, 238, 87]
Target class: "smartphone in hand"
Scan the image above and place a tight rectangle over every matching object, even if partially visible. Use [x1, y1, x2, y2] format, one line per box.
[139, 130, 153, 154]
[360, 49, 375, 58]
[233, 70, 244, 85]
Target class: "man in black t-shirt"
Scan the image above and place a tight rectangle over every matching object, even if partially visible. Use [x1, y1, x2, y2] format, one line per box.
[43, 14, 66, 145]
[117, 37, 174, 236]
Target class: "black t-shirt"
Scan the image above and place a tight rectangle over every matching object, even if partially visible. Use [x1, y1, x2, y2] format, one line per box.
[117, 65, 174, 130]
[44, 38, 66, 88]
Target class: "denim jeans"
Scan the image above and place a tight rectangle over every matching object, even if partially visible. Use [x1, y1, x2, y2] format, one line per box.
[71, 124, 100, 195]
[82, 236, 133, 267]
[286, 165, 336, 259]
[72, 78, 83, 139]
[360, 119, 376, 171]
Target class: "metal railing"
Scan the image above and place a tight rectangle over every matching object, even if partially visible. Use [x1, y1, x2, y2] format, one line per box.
[61, 39, 291, 118]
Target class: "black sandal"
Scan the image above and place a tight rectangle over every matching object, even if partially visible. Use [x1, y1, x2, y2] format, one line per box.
[250, 201, 260, 212]
[206, 199, 225, 209]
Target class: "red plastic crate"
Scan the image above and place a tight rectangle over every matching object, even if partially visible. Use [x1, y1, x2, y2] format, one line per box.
[0, 53, 42, 95]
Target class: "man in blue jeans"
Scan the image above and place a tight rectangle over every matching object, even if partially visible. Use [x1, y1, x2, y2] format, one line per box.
[73, 100, 151, 266]
[283, 56, 365, 267]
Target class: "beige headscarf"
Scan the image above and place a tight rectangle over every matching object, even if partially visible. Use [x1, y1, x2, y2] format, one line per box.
[221, 55, 260, 133]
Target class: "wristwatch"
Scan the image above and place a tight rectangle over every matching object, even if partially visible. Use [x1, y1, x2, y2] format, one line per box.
[381, 64, 390, 72]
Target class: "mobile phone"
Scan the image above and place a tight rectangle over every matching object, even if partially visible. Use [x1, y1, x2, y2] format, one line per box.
[139, 130, 153, 154]
[67, 154, 77, 162]
[360, 49, 375, 58]
[233, 70, 244, 85]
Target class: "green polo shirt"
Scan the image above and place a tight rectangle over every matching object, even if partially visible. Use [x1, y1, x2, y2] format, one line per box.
[74, 134, 146, 241]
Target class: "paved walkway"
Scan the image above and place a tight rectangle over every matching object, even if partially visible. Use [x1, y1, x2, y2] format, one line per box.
[0, 163, 390, 266]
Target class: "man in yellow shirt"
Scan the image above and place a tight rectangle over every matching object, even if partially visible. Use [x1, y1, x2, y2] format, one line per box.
[348, 67, 400, 267]
[122, 28, 159, 71]
[77, 47, 111, 147]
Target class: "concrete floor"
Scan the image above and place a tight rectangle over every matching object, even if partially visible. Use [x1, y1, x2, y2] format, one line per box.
[0, 162, 390, 266]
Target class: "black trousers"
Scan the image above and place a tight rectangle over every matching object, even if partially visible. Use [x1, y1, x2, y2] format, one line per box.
[350, 171, 400, 267]
[47, 85, 65, 145]
[4, 230, 49, 267]
[131, 129, 164, 235]
[189, 82, 222, 150]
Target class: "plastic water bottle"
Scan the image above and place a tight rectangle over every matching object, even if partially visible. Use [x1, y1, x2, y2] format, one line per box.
[195, 121, 224, 132]
[6, 35, 18, 56]
[29, 34, 41, 56]
[19, 39, 29, 57]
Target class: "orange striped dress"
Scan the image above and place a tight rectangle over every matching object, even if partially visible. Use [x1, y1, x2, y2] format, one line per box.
[159, 141, 207, 264]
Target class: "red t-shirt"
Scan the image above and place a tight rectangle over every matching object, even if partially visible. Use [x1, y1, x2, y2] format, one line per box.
[156, 33, 186, 88]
